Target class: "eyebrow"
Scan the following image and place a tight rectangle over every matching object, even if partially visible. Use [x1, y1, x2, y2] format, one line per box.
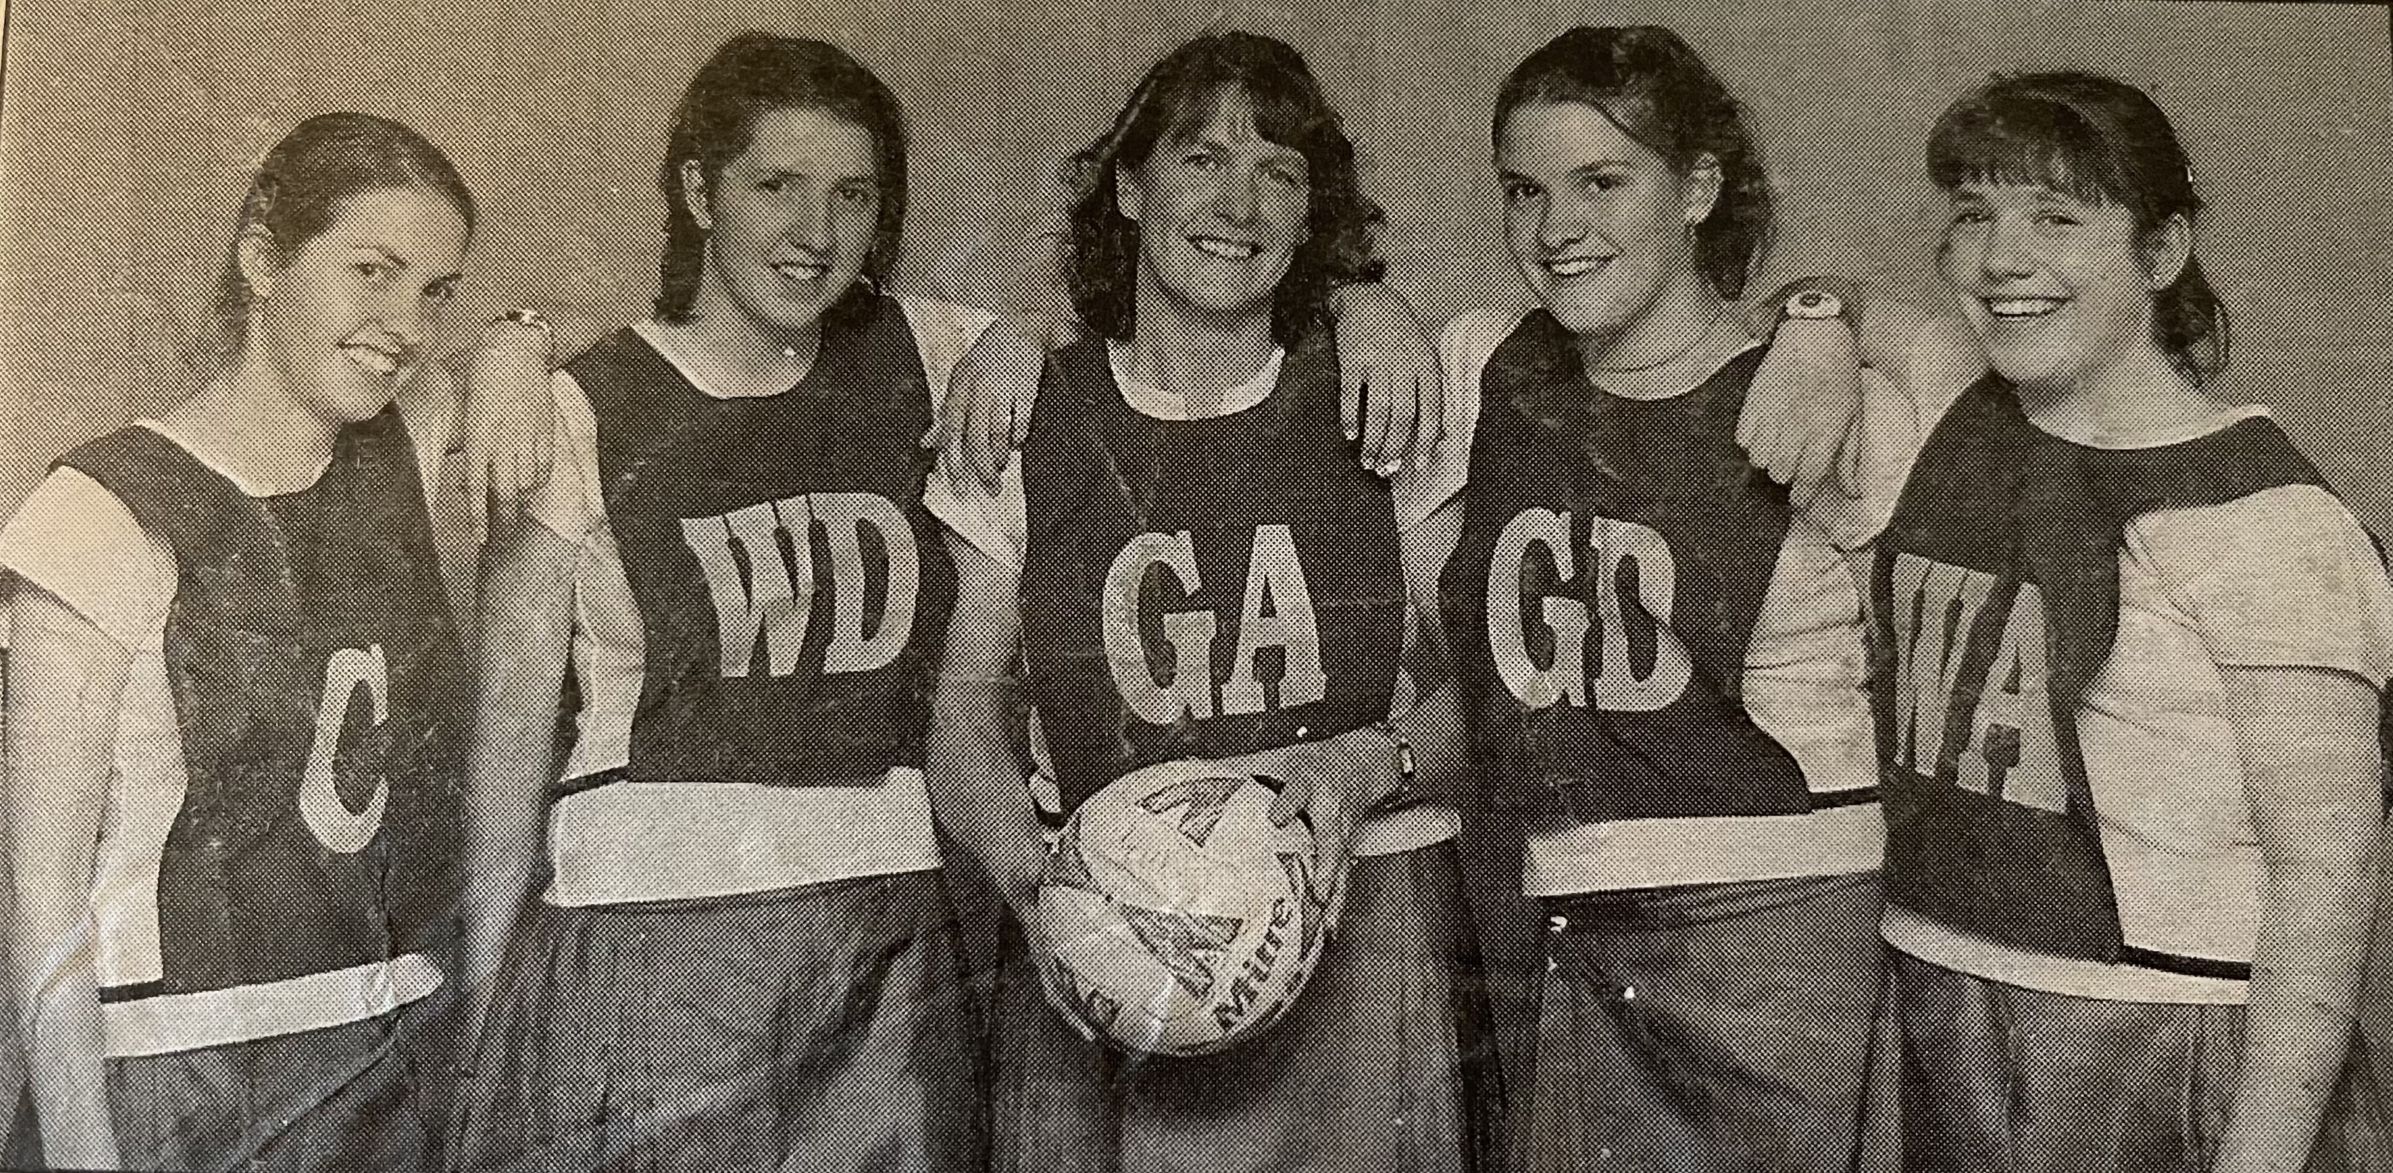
[351, 244, 410, 270]
[754, 167, 878, 185]
[1184, 136, 1307, 168]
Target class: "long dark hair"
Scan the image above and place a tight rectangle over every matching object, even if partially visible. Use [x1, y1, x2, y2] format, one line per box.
[654, 33, 908, 325]
[1065, 32, 1383, 347]
[1928, 71, 2229, 383]
[1493, 26, 1774, 301]
[215, 113, 476, 351]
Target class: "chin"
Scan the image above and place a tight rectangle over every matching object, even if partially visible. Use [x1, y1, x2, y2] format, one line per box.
[1542, 295, 1627, 342]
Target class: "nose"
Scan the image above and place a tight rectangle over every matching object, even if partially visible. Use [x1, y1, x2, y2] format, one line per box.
[1214, 165, 1262, 228]
[1541, 191, 1592, 255]
[787, 188, 832, 254]
[1979, 215, 2036, 281]
[377, 284, 426, 351]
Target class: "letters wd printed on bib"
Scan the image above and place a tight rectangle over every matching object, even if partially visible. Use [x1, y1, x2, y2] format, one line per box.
[1436, 306, 1882, 895]
[524, 295, 993, 903]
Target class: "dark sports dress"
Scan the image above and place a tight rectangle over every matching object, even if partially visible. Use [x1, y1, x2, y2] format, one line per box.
[938, 334, 1497, 1173]
[454, 295, 983, 1173]
[1440, 308, 1892, 1173]
[0, 407, 463, 1172]
[1874, 376, 2393, 1171]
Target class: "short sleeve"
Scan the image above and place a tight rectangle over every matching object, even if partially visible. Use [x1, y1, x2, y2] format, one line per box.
[0, 468, 176, 650]
[897, 294, 1001, 415]
[526, 369, 606, 544]
[2124, 483, 2393, 681]
[923, 454, 1026, 572]
[1395, 306, 1521, 531]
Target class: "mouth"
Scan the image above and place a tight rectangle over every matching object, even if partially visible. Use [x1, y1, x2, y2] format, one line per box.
[772, 261, 830, 282]
[1982, 297, 2067, 320]
[339, 341, 406, 376]
[1189, 236, 1262, 261]
[1543, 256, 1610, 279]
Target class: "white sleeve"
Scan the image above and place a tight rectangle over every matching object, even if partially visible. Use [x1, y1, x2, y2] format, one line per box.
[526, 369, 606, 544]
[2126, 484, 2393, 682]
[923, 455, 1027, 572]
[1393, 306, 1521, 532]
[904, 295, 1025, 569]
[0, 469, 176, 651]
[898, 294, 1002, 416]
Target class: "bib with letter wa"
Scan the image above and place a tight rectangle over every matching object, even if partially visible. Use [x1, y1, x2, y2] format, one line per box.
[1873, 376, 2323, 978]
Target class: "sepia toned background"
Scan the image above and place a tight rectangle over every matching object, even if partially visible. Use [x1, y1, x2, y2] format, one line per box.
[1, 0, 2390, 532]
[0, 0, 2389, 1152]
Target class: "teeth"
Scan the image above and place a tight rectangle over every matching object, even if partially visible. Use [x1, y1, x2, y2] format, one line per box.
[343, 345, 399, 375]
[1190, 238, 1260, 259]
[1547, 258, 1603, 277]
[774, 263, 828, 280]
[1987, 298, 2064, 318]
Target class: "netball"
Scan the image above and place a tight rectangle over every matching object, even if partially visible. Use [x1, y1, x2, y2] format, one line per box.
[1034, 758, 1345, 1057]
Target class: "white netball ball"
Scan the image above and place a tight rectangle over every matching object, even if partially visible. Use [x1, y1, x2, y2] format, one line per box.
[1032, 758, 1346, 1057]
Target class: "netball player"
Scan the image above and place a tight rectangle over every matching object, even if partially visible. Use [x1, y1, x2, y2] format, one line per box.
[1, 112, 474, 1172]
[448, 34, 1000, 1172]
[928, 32, 1497, 1173]
[1432, 27, 1901, 1173]
[1874, 72, 2390, 1171]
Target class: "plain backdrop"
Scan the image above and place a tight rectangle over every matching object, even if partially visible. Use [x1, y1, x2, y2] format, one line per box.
[0, 0, 2388, 1146]
[2, 0, 2390, 531]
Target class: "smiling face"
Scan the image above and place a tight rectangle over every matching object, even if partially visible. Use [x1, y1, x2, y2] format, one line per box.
[1497, 100, 1714, 349]
[1118, 88, 1309, 328]
[689, 104, 881, 343]
[1939, 180, 2163, 395]
[247, 185, 467, 426]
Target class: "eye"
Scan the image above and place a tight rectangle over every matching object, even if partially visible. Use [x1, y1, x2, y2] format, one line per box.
[1589, 175, 1623, 193]
[1949, 208, 1993, 226]
[353, 261, 394, 285]
[2035, 212, 2081, 228]
[1265, 163, 1306, 189]
[1503, 181, 1542, 204]
[423, 278, 458, 306]
[835, 182, 876, 206]
[757, 177, 786, 194]
[1184, 150, 1221, 172]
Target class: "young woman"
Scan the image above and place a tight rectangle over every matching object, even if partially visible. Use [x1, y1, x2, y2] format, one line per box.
[1874, 71, 2390, 1171]
[448, 34, 995, 1173]
[1433, 28, 1898, 1173]
[927, 32, 1496, 1173]
[1, 112, 475, 1172]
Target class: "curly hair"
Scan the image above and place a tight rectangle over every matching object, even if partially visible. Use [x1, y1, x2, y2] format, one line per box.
[1493, 27, 1774, 301]
[1928, 71, 2228, 384]
[655, 33, 908, 326]
[1065, 32, 1384, 348]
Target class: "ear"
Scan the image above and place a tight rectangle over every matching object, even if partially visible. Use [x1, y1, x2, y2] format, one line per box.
[235, 225, 282, 302]
[680, 159, 714, 232]
[1114, 163, 1144, 224]
[2141, 212, 2193, 291]
[1682, 152, 1724, 229]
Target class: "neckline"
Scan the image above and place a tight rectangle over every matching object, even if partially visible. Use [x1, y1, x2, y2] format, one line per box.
[1579, 339, 1765, 404]
[1106, 339, 1285, 421]
[133, 419, 328, 498]
[634, 320, 818, 401]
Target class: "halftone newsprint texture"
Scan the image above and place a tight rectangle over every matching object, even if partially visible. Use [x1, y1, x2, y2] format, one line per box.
[0, 0, 2389, 1170]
